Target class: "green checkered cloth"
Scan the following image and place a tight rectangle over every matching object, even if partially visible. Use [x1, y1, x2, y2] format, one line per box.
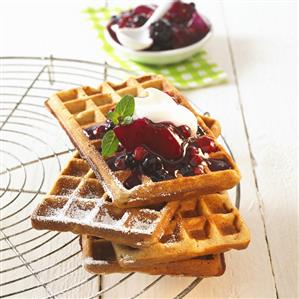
[84, 7, 227, 89]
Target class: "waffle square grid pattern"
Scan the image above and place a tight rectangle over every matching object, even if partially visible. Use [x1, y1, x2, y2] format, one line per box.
[31, 114, 222, 248]
[113, 192, 250, 267]
[31, 152, 179, 248]
[81, 235, 226, 277]
[45, 75, 241, 207]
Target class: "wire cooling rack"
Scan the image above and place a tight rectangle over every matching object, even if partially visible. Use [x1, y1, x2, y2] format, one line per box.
[0, 56, 240, 299]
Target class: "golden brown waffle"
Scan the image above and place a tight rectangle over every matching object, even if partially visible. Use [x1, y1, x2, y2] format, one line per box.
[31, 116, 221, 247]
[46, 74, 240, 207]
[113, 193, 250, 267]
[81, 235, 225, 277]
[31, 152, 179, 247]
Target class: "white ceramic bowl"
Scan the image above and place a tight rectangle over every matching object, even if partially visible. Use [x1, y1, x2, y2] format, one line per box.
[104, 15, 212, 65]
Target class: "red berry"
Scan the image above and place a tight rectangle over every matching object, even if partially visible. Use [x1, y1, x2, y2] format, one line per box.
[134, 146, 148, 161]
[179, 125, 191, 138]
[187, 146, 199, 157]
[165, 1, 195, 24]
[193, 165, 205, 175]
[190, 154, 203, 166]
[134, 5, 154, 17]
[188, 13, 210, 37]
[93, 125, 106, 139]
[124, 172, 142, 189]
[114, 118, 184, 160]
[196, 136, 218, 153]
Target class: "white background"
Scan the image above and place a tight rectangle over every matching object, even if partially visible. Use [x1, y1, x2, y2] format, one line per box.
[0, 0, 298, 298]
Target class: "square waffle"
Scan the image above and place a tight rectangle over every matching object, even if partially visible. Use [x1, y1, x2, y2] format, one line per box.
[81, 235, 226, 277]
[31, 152, 179, 247]
[113, 193, 250, 267]
[31, 115, 221, 247]
[45, 74, 240, 207]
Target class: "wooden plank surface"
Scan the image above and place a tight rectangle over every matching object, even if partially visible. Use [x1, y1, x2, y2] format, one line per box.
[222, 1, 298, 298]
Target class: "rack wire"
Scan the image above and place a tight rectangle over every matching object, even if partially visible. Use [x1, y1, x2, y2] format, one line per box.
[0, 56, 240, 299]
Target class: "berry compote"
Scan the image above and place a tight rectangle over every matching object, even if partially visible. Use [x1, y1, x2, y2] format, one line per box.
[84, 116, 231, 190]
[107, 1, 210, 51]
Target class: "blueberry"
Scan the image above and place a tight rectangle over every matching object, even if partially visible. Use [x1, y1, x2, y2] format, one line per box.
[150, 169, 173, 182]
[105, 119, 115, 130]
[149, 19, 173, 50]
[125, 153, 137, 169]
[179, 164, 193, 177]
[114, 155, 126, 170]
[206, 159, 231, 171]
[142, 156, 163, 174]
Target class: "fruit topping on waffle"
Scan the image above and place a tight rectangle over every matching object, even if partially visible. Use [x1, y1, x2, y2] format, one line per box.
[45, 74, 240, 206]
[107, 1, 210, 50]
[83, 88, 231, 189]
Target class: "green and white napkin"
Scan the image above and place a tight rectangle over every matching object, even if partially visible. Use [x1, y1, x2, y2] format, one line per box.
[84, 7, 227, 89]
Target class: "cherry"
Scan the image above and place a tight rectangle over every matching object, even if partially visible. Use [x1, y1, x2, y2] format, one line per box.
[206, 159, 231, 171]
[195, 136, 218, 153]
[190, 154, 203, 166]
[118, 11, 134, 28]
[179, 125, 191, 138]
[193, 165, 205, 175]
[188, 13, 210, 38]
[132, 15, 147, 27]
[187, 146, 199, 157]
[134, 146, 148, 161]
[124, 172, 142, 189]
[172, 25, 194, 48]
[133, 5, 154, 17]
[84, 124, 106, 140]
[165, 1, 195, 24]
[114, 118, 184, 160]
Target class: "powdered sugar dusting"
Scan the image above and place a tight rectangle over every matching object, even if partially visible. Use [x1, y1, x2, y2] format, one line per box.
[83, 257, 110, 266]
[35, 195, 165, 235]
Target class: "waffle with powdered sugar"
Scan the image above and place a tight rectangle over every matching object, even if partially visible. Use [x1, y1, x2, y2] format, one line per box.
[31, 114, 222, 247]
[31, 151, 179, 248]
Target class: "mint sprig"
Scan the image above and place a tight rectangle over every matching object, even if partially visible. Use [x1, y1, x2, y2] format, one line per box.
[101, 95, 135, 158]
[115, 95, 135, 118]
[101, 130, 119, 158]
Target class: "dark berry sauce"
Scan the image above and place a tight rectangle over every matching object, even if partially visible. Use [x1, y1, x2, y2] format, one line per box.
[107, 1, 210, 51]
[84, 117, 231, 189]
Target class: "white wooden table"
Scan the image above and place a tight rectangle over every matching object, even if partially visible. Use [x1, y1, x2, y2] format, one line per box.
[0, 1, 297, 298]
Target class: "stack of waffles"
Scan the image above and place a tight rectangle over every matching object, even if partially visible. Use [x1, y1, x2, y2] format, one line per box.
[31, 75, 250, 278]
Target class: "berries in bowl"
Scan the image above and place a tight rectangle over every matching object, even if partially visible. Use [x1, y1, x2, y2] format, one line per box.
[105, 1, 212, 65]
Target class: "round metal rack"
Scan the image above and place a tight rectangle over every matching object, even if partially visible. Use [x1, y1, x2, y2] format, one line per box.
[0, 56, 240, 299]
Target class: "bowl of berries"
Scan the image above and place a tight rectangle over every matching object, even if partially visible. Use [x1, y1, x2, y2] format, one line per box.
[105, 1, 212, 65]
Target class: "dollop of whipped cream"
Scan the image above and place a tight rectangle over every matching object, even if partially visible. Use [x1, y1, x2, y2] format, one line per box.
[133, 88, 198, 136]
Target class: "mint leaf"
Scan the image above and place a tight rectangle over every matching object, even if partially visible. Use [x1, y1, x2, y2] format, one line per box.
[107, 111, 119, 124]
[115, 95, 135, 118]
[101, 130, 119, 158]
